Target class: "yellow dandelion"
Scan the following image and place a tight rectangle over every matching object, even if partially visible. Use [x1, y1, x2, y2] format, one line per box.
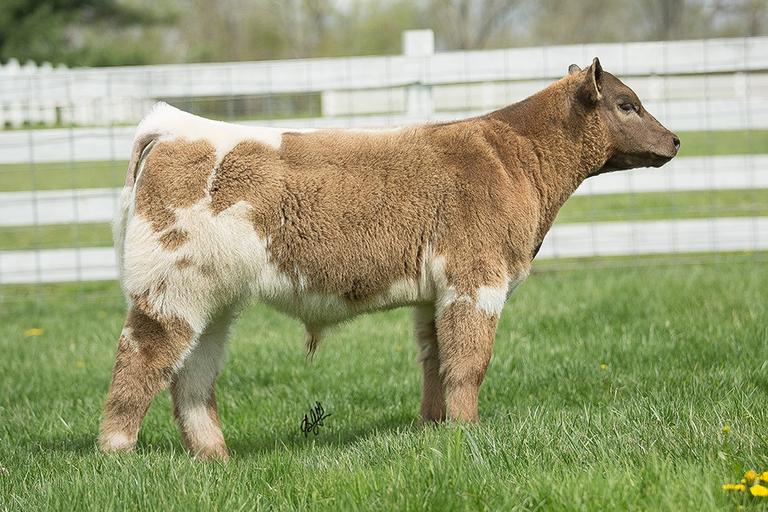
[23, 328, 43, 337]
[750, 484, 768, 497]
[760, 472, 768, 482]
[723, 483, 746, 492]
[745, 470, 758, 483]
[721, 425, 730, 433]
[599, 363, 608, 370]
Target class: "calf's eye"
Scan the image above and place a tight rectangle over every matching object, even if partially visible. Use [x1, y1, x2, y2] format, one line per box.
[619, 103, 635, 113]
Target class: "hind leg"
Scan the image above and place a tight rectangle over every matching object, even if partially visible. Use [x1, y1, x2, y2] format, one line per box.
[414, 305, 446, 423]
[98, 298, 198, 453]
[170, 308, 235, 460]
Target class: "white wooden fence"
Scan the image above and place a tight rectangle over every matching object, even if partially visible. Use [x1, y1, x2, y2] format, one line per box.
[0, 31, 766, 284]
[0, 30, 766, 131]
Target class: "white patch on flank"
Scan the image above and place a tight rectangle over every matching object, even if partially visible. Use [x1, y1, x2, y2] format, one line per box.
[122, 197, 255, 334]
[121, 190, 360, 333]
[134, 102, 316, 164]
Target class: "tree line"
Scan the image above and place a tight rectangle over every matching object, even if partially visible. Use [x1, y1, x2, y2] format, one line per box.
[2, 0, 765, 67]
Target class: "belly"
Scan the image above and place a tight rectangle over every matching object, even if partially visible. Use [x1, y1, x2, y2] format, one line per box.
[255, 273, 434, 327]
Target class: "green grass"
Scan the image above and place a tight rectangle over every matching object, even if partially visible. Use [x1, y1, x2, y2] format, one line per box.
[1, 254, 766, 510]
[678, 129, 768, 158]
[557, 188, 768, 224]
[532, 249, 768, 272]
[2, 188, 766, 251]
[0, 160, 127, 192]
[0, 129, 765, 193]
[0, 223, 113, 251]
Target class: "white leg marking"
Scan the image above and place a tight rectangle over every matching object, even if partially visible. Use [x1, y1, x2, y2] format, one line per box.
[100, 431, 135, 452]
[475, 273, 528, 317]
[173, 311, 233, 449]
[475, 284, 510, 317]
[180, 405, 223, 448]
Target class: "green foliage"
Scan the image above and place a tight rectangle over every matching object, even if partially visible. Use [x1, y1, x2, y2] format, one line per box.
[1, 0, 765, 67]
[0, 0, 172, 66]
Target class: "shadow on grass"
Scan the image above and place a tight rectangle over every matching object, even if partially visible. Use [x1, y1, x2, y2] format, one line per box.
[21, 411, 417, 459]
[227, 411, 418, 456]
[26, 433, 103, 456]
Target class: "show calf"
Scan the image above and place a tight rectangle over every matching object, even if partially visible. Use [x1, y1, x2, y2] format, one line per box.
[99, 58, 679, 459]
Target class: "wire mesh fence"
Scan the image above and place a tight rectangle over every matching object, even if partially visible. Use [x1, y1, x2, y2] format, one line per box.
[1, 30, 766, 305]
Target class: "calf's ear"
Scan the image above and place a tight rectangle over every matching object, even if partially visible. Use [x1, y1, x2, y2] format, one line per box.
[577, 57, 603, 104]
[568, 64, 581, 75]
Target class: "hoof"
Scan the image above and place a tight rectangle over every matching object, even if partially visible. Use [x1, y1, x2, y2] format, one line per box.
[98, 431, 136, 453]
[191, 444, 230, 462]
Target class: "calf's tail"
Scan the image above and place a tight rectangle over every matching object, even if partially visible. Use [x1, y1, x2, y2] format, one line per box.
[113, 133, 158, 278]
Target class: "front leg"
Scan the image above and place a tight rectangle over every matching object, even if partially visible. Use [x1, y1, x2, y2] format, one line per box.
[435, 298, 500, 422]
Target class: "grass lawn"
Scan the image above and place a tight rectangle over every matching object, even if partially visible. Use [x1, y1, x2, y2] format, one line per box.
[0, 160, 127, 193]
[0, 223, 114, 251]
[2, 188, 766, 251]
[1, 254, 766, 510]
[678, 129, 768, 158]
[558, 188, 768, 224]
[0, 129, 766, 193]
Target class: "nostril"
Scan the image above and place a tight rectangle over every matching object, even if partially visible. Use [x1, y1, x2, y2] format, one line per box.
[672, 136, 681, 151]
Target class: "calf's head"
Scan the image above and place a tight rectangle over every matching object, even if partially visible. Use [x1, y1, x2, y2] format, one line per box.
[569, 58, 680, 175]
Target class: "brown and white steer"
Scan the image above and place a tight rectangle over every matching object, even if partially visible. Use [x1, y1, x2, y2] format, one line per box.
[99, 58, 679, 459]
